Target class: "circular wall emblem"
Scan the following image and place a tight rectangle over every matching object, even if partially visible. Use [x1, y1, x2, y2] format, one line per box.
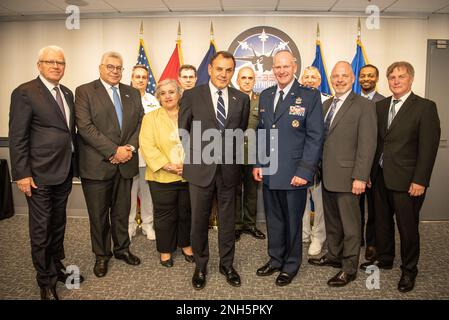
[228, 26, 301, 93]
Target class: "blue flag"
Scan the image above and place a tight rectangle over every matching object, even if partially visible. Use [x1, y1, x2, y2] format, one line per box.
[311, 40, 332, 95]
[351, 40, 368, 95]
[136, 39, 157, 95]
[196, 41, 217, 86]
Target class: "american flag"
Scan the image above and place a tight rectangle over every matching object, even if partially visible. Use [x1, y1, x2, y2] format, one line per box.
[136, 39, 157, 95]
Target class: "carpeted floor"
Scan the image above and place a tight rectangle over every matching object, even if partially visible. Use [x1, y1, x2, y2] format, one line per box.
[0, 214, 448, 300]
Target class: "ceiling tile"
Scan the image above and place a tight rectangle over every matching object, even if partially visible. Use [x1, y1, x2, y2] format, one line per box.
[222, 0, 276, 11]
[277, 0, 336, 11]
[384, 0, 449, 13]
[163, 0, 221, 12]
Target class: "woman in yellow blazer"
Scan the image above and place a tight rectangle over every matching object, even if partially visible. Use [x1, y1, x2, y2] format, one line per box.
[139, 79, 193, 267]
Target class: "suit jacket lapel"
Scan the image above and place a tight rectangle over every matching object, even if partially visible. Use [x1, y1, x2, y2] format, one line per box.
[60, 84, 74, 131]
[36, 77, 69, 131]
[267, 88, 276, 122]
[328, 91, 356, 134]
[119, 84, 133, 138]
[387, 92, 415, 133]
[94, 79, 121, 133]
[201, 85, 220, 129]
[225, 88, 237, 128]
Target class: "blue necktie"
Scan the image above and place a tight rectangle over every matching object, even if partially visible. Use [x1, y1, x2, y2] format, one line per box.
[324, 98, 340, 137]
[111, 86, 123, 129]
[216, 90, 226, 131]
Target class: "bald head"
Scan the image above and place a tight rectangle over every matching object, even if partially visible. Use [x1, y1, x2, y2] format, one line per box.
[272, 50, 297, 89]
[330, 61, 354, 97]
[237, 67, 256, 95]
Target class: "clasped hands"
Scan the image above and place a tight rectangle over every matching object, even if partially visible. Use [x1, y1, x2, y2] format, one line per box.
[109, 146, 133, 164]
[163, 163, 183, 176]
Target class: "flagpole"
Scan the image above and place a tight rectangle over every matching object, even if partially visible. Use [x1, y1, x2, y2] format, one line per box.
[139, 21, 143, 40]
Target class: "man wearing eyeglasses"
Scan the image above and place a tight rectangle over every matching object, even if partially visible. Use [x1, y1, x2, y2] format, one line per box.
[9, 45, 83, 300]
[75, 51, 144, 279]
[178, 64, 197, 91]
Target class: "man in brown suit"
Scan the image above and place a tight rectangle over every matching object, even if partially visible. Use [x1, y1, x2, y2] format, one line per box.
[309, 61, 377, 287]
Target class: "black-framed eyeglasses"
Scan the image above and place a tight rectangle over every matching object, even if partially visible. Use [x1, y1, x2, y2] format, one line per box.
[40, 60, 66, 67]
[103, 64, 124, 72]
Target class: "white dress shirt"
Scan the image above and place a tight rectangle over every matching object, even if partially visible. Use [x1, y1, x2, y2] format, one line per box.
[324, 89, 352, 126]
[209, 81, 229, 116]
[274, 79, 295, 112]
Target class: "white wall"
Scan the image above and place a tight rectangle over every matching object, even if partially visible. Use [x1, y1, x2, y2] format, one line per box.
[1, 14, 448, 136]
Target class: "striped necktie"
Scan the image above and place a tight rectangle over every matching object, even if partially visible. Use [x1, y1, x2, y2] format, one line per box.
[216, 90, 226, 131]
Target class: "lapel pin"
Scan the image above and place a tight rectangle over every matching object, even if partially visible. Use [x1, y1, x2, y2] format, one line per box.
[125, 94, 130, 98]
[232, 96, 236, 100]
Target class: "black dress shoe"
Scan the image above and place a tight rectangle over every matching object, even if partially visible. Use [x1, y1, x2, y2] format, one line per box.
[235, 230, 242, 242]
[192, 269, 207, 290]
[398, 273, 416, 293]
[243, 226, 266, 240]
[365, 246, 377, 262]
[360, 260, 393, 271]
[40, 287, 59, 300]
[115, 251, 141, 265]
[275, 272, 294, 286]
[160, 257, 174, 268]
[182, 251, 195, 263]
[256, 262, 280, 276]
[219, 265, 241, 287]
[327, 271, 356, 287]
[308, 256, 342, 268]
[93, 258, 109, 278]
[57, 270, 85, 285]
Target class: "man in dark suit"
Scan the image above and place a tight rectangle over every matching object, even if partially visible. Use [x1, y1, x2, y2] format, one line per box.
[253, 50, 324, 286]
[75, 51, 144, 278]
[179, 51, 250, 290]
[360, 61, 440, 293]
[308, 61, 377, 287]
[358, 64, 385, 261]
[9, 45, 83, 299]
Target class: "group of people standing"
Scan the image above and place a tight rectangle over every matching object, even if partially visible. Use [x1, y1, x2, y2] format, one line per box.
[8, 44, 440, 300]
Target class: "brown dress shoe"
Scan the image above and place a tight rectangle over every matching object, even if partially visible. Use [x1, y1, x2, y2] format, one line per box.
[365, 246, 377, 261]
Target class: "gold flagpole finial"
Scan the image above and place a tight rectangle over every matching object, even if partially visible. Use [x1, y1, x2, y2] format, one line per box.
[177, 21, 182, 41]
[210, 21, 214, 40]
[357, 17, 361, 41]
[316, 22, 320, 40]
[139, 21, 143, 39]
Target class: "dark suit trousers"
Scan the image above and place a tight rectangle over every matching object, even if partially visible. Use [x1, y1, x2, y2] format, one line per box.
[148, 181, 191, 253]
[262, 186, 307, 275]
[27, 171, 72, 289]
[189, 165, 236, 272]
[235, 164, 258, 230]
[374, 168, 424, 276]
[81, 171, 132, 258]
[360, 188, 376, 246]
[322, 187, 361, 275]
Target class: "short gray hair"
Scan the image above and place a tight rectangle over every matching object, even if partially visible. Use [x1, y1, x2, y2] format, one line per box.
[100, 51, 123, 65]
[302, 66, 321, 79]
[155, 79, 182, 102]
[37, 45, 65, 62]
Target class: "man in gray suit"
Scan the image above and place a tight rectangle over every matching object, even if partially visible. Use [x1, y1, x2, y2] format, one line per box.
[75, 51, 144, 278]
[309, 61, 377, 287]
[358, 64, 385, 262]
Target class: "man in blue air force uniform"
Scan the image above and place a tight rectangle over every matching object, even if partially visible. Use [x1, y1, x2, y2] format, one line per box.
[253, 50, 324, 286]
